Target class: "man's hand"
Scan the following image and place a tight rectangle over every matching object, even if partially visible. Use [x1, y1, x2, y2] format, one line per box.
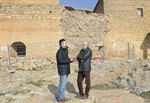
[70, 58, 77, 62]
[80, 60, 83, 62]
[70, 58, 73, 62]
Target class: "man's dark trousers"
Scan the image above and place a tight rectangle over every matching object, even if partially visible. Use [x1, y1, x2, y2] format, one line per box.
[77, 71, 91, 96]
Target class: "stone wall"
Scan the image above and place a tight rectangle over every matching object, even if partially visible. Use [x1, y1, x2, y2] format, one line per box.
[104, 0, 150, 60]
[0, 3, 109, 59]
[0, 0, 150, 60]
[0, 0, 59, 4]
[0, 4, 64, 59]
[60, 0, 150, 60]
[0, 57, 53, 71]
[61, 9, 108, 58]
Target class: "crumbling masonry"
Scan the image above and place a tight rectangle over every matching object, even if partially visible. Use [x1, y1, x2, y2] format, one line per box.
[0, 0, 150, 60]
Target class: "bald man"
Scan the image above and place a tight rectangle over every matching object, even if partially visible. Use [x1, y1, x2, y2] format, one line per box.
[76, 41, 92, 98]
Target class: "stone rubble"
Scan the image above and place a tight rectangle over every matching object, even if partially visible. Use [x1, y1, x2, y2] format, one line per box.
[0, 57, 150, 103]
[61, 10, 108, 57]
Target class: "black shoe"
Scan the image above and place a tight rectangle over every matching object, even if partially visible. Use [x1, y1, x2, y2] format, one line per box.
[83, 94, 89, 99]
[75, 94, 84, 99]
[80, 93, 84, 96]
[84, 95, 89, 99]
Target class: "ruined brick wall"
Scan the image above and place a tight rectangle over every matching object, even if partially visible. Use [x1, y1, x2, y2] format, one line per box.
[1, 0, 150, 60]
[0, 0, 59, 4]
[104, 0, 150, 60]
[61, 10, 108, 58]
[0, 4, 64, 59]
[0, 3, 108, 59]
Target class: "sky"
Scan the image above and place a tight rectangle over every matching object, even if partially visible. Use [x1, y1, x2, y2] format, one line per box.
[60, 0, 98, 11]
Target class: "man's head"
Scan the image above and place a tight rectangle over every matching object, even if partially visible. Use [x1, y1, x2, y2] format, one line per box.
[82, 41, 89, 50]
[59, 39, 67, 48]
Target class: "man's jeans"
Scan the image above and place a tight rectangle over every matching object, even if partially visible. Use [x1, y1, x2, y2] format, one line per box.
[57, 75, 68, 101]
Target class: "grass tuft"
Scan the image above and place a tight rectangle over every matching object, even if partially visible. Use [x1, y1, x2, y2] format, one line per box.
[27, 80, 43, 87]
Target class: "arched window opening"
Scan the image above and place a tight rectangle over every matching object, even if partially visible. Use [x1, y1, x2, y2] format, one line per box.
[10, 42, 26, 57]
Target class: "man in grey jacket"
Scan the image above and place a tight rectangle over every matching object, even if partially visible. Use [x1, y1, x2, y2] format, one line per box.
[77, 41, 92, 98]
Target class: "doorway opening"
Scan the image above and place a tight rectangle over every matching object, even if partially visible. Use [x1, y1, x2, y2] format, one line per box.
[10, 42, 26, 57]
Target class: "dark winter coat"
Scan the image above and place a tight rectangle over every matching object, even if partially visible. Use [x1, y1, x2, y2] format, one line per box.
[77, 47, 92, 71]
[56, 47, 72, 75]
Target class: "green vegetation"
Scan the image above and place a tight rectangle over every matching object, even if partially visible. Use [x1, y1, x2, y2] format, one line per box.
[140, 91, 150, 99]
[0, 93, 6, 96]
[131, 67, 137, 71]
[16, 68, 25, 71]
[27, 80, 43, 87]
[143, 67, 149, 71]
[6, 97, 15, 102]
[91, 84, 117, 90]
[12, 90, 31, 95]
[138, 91, 150, 103]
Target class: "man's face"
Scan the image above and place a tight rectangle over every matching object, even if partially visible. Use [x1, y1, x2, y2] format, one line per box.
[82, 42, 88, 49]
[61, 41, 67, 48]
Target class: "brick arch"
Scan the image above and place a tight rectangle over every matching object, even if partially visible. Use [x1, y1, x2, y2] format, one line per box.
[10, 42, 26, 57]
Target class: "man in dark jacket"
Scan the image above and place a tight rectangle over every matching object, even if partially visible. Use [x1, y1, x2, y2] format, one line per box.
[77, 41, 92, 98]
[56, 39, 73, 102]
